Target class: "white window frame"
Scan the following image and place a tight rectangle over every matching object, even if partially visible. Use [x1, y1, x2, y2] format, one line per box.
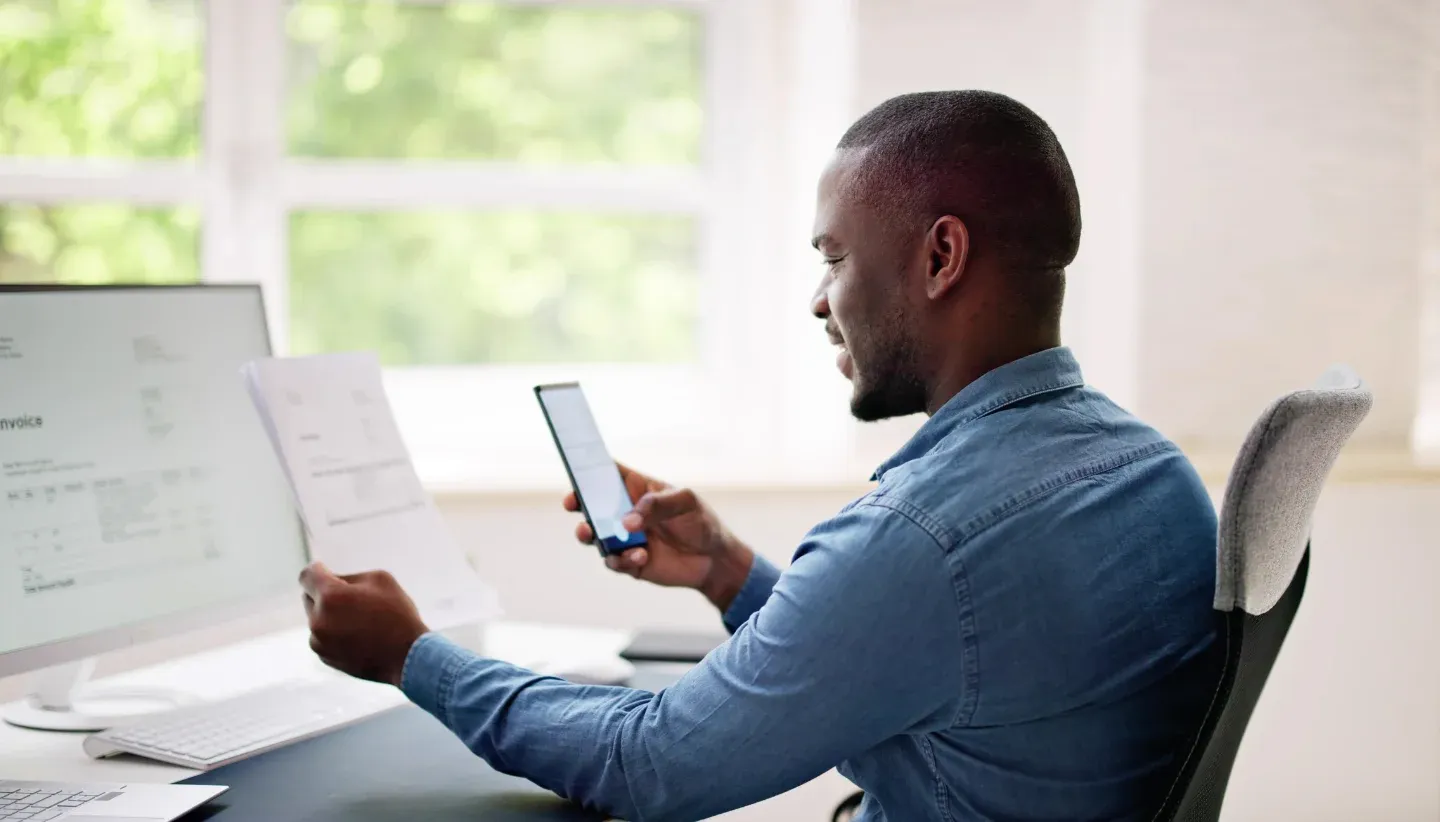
[1, 0, 789, 490]
[1417, 249, 1440, 465]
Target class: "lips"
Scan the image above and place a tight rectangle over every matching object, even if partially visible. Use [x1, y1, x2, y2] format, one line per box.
[835, 346, 853, 379]
[826, 323, 851, 379]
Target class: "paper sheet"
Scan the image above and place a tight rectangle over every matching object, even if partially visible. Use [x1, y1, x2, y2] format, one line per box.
[241, 352, 500, 629]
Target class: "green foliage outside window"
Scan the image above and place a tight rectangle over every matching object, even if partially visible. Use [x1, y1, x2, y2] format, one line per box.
[287, 0, 702, 164]
[290, 210, 697, 365]
[0, 0, 702, 363]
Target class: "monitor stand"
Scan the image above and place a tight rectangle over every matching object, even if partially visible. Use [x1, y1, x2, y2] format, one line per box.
[2, 659, 195, 732]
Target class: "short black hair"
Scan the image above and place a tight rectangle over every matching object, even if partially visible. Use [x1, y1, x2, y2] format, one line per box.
[838, 90, 1082, 275]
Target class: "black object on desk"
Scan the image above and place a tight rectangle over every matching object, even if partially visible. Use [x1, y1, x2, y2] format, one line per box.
[178, 704, 603, 822]
[619, 629, 727, 664]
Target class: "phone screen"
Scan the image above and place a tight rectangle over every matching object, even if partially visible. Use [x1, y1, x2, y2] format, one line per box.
[535, 383, 647, 554]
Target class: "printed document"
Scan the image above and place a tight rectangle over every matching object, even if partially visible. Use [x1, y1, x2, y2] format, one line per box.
[242, 353, 500, 628]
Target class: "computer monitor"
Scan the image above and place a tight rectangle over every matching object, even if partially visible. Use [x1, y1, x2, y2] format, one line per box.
[0, 285, 308, 730]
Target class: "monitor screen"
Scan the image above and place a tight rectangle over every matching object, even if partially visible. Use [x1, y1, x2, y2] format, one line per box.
[0, 287, 307, 659]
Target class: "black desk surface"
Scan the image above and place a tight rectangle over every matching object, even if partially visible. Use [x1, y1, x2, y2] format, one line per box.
[177, 666, 688, 821]
[179, 704, 602, 822]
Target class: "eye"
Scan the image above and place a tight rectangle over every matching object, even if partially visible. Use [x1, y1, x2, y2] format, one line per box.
[823, 255, 846, 270]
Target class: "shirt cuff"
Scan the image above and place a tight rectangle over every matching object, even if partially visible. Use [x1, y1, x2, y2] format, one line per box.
[721, 554, 782, 633]
[400, 632, 474, 726]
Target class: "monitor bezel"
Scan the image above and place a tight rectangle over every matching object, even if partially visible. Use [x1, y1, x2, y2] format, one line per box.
[0, 283, 313, 678]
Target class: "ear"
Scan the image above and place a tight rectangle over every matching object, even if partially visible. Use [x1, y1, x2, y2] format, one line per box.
[924, 215, 970, 300]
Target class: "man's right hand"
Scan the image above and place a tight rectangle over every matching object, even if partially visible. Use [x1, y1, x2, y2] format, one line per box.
[564, 465, 755, 613]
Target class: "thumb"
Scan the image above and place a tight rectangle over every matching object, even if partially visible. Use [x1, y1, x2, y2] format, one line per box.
[299, 562, 344, 599]
[340, 569, 398, 589]
[625, 487, 699, 530]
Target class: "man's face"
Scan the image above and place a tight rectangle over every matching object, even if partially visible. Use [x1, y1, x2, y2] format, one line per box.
[810, 151, 928, 422]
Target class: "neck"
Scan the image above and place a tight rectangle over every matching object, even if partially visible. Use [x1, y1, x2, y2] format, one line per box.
[922, 328, 1061, 416]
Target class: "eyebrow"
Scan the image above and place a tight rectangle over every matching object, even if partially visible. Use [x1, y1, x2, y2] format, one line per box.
[811, 233, 833, 251]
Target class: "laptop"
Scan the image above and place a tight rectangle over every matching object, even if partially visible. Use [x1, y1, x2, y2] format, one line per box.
[0, 780, 226, 821]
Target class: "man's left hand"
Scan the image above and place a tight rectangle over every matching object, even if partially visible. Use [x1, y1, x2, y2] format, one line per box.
[299, 562, 430, 687]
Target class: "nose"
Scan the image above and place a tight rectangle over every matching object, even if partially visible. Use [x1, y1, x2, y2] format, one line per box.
[810, 273, 831, 320]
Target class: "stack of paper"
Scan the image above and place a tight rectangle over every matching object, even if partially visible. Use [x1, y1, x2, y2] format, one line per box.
[241, 352, 501, 629]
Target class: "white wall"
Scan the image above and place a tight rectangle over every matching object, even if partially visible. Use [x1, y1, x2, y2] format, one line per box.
[1226, 483, 1440, 821]
[1140, 0, 1426, 450]
[855, 0, 1091, 137]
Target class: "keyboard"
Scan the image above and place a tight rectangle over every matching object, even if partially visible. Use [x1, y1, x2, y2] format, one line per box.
[83, 680, 402, 770]
[0, 779, 226, 822]
[0, 784, 108, 821]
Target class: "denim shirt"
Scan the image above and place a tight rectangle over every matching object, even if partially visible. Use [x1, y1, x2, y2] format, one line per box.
[402, 347, 1222, 821]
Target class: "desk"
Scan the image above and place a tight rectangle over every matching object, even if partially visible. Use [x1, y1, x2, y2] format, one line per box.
[0, 622, 631, 782]
[0, 622, 854, 821]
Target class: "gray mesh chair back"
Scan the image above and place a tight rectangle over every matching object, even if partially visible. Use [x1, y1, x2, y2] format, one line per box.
[1154, 366, 1372, 821]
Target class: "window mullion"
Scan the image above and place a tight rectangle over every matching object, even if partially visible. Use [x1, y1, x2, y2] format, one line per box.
[772, 0, 860, 479]
[393, 0, 710, 6]
[281, 162, 705, 211]
[699, 0, 776, 453]
[203, 0, 288, 352]
[0, 160, 204, 204]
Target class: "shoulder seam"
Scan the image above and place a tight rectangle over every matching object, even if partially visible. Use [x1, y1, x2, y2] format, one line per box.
[956, 440, 1178, 545]
[862, 493, 956, 547]
[854, 497, 980, 728]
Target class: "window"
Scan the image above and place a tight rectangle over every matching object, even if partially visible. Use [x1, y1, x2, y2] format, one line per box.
[1, 0, 785, 486]
[288, 210, 699, 364]
[0, 0, 203, 160]
[0, 0, 202, 284]
[282, 0, 706, 367]
[285, 2, 704, 165]
[0, 204, 199, 284]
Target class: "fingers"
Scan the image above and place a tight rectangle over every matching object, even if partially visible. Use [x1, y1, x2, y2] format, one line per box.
[298, 562, 343, 600]
[308, 634, 342, 673]
[568, 462, 664, 534]
[617, 461, 675, 505]
[301, 564, 394, 597]
[574, 521, 594, 545]
[616, 461, 650, 504]
[614, 461, 642, 483]
[301, 567, 399, 628]
[604, 548, 649, 578]
[338, 569, 396, 587]
[625, 487, 699, 531]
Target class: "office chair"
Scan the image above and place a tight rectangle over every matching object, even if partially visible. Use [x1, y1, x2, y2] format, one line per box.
[832, 366, 1372, 822]
[1153, 365, 1371, 821]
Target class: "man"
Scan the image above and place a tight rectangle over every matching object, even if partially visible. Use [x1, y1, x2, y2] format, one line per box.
[300, 90, 1222, 821]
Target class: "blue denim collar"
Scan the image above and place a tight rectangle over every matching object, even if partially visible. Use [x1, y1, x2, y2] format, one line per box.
[872, 346, 1085, 481]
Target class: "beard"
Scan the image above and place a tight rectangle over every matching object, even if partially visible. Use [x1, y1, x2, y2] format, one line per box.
[848, 331, 927, 422]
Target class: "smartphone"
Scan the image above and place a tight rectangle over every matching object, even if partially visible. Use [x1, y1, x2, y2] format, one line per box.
[535, 382, 648, 556]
